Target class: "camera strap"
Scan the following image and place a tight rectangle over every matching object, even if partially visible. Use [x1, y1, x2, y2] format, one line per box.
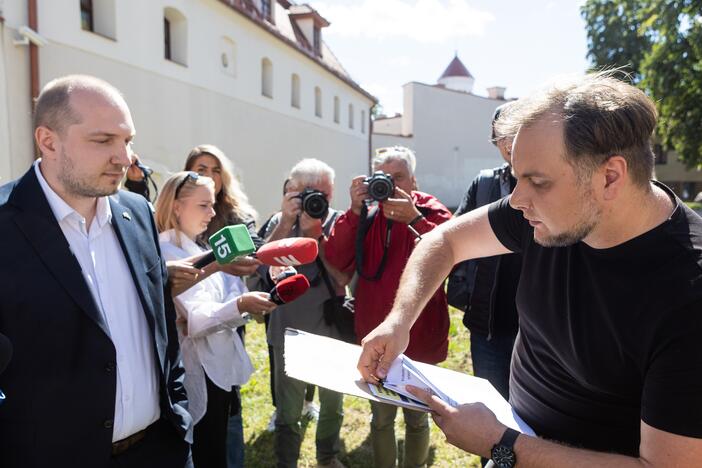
[355, 200, 392, 281]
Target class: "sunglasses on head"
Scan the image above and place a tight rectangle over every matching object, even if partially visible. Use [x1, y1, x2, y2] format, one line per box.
[175, 172, 199, 198]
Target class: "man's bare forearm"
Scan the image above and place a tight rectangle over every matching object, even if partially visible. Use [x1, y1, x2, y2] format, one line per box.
[513, 435, 649, 468]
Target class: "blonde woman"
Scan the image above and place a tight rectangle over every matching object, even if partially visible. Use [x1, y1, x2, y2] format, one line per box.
[167, 145, 262, 297]
[155, 172, 277, 468]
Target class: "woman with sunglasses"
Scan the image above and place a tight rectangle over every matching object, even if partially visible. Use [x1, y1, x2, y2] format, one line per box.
[155, 171, 277, 468]
[167, 145, 262, 296]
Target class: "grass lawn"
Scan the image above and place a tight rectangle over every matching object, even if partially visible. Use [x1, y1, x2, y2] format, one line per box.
[241, 307, 482, 467]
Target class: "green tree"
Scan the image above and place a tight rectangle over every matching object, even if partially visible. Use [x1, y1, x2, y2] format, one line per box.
[581, 0, 702, 167]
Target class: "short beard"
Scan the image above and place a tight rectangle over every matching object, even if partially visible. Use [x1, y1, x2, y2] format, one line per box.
[535, 185, 601, 248]
[57, 148, 120, 198]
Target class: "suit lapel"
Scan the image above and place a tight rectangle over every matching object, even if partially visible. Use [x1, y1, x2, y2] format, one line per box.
[109, 196, 166, 371]
[10, 169, 111, 338]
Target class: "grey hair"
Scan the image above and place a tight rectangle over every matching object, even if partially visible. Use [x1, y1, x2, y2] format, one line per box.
[372, 146, 416, 175]
[289, 158, 335, 187]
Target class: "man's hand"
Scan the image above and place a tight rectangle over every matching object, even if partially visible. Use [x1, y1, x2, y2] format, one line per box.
[357, 316, 411, 382]
[167, 260, 205, 297]
[383, 187, 422, 225]
[270, 266, 297, 283]
[217, 256, 261, 277]
[127, 154, 145, 182]
[406, 386, 507, 459]
[280, 191, 302, 226]
[299, 212, 323, 239]
[349, 175, 369, 216]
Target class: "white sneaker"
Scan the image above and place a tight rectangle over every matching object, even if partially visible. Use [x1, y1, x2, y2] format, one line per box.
[302, 400, 320, 421]
[266, 409, 276, 432]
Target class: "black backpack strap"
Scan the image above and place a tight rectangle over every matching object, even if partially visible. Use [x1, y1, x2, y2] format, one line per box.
[316, 257, 337, 300]
[355, 201, 392, 281]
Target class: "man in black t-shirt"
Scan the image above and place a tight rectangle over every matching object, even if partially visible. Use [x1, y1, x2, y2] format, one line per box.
[356, 72, 702, 467]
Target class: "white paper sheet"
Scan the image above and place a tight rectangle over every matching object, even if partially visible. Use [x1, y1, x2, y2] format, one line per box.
[283, 328, 535, 435]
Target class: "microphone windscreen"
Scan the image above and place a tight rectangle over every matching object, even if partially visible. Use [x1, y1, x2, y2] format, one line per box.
[274, 274, 310, 304]
[0, 333, 12, 375]
[257, 238, 318, 267]
[207, 225, 256, 264]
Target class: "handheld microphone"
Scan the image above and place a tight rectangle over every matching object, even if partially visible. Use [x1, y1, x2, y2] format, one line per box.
[269, 274, 310, 305]
[193, 224, 257, 269]
[194, 229, 319, 269]
[0, 333, 12, 376]
[135, 160, 153, 176]
[256, 238, 319, 267]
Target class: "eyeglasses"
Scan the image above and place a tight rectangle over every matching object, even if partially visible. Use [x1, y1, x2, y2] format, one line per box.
[175, 171, 199, 199]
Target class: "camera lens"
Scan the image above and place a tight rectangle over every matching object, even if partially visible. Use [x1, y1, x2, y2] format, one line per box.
[301, 190, 329, 219]
[366, 172, 394, 202]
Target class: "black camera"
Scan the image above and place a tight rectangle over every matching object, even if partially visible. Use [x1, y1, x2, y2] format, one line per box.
[297, 189, 329, 219]
[364, 172, 395, 201]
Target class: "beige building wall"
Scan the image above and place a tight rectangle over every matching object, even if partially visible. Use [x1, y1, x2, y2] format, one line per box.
[373, 82, 506, 210]
[654, 150, 702, 200]
[1, 0, 374, 217]
[0, 20, 35, 184]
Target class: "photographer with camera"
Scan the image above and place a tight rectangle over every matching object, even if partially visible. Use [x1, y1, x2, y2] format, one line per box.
[325, 146, 452, 468]
[260, 158, 349, 468]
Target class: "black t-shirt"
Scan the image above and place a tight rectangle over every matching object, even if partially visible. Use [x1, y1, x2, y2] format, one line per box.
[492, 173, 521, 336]
[488, 184, 702, 456]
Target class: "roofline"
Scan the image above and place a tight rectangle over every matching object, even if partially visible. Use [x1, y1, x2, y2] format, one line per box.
[403, 81, 514, 101]
[373, 132, 413, 138]
[217, 0, 377, 104]
[288, 11, 331, 28]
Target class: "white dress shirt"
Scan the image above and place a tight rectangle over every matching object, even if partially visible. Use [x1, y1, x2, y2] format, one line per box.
[159, 229, 253, 425]
[34, 161, 160, 442]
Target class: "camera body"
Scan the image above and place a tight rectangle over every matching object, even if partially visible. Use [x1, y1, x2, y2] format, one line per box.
[297, 189, 329, 219]
[364, 172, 395, 201]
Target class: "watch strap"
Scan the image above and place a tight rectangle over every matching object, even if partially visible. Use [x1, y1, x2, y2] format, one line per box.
[491, 427, 519, 468]
[497, 427, 519, 448]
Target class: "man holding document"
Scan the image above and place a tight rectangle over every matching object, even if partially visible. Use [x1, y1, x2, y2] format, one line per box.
[357, 71, 702, 467]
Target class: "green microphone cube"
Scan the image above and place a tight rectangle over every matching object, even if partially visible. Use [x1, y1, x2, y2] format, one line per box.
[208, 224, 255, 264]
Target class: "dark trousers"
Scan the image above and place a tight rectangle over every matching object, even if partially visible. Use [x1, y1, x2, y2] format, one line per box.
[470, 332, 516, 467]
[470, 332, 515, 401]
[265, 314, 314, 407]
[193, 374, 234, 468]
[109, 418, 192, 468]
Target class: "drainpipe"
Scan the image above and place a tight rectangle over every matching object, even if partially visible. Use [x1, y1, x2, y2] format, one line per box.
[368, 104, 376, 174]
[28, 0, 39, 157]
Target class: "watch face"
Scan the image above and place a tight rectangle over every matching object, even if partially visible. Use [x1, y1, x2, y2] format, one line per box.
[492, 445, 516, 468]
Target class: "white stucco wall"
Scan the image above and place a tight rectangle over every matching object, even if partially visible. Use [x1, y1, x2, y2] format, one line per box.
[0, 21, 34, 184]
[1, 0, 374, 217]
[373, 116, 402, 135]
[373, 82, 505, 210]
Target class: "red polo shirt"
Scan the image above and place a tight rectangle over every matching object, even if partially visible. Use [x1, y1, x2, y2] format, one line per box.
[325, 191, 452, 364]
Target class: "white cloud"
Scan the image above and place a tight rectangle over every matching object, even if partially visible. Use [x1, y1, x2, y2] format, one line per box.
[314, 0, 495, 43]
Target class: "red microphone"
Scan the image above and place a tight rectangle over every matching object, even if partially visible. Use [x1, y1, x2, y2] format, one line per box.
[256, 238, 319, 267]
[269, 274, 310, 305]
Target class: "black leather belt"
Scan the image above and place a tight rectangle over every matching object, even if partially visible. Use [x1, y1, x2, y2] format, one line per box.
[111, 426, 149, 456]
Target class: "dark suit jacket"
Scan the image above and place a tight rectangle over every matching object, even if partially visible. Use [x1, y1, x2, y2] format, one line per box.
[0, 168, 192, 467]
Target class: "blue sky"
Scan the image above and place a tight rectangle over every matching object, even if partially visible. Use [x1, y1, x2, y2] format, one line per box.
[313, 0, 591, 114]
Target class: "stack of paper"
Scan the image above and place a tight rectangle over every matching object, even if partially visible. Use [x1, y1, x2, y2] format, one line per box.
[283, 328, 534, 436]
[368, 354, 458, 410]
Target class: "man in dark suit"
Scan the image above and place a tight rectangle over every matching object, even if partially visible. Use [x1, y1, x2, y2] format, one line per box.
[0, 75, 192, 467]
